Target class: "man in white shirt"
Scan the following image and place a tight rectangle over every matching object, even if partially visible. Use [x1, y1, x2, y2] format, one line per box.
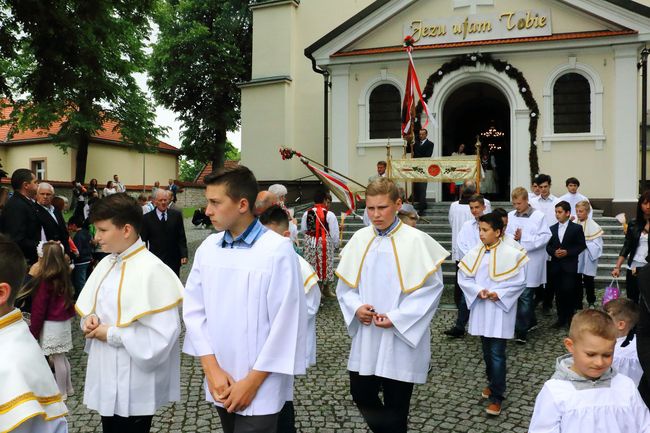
[368, 160, 387, 183]
[444, 194, 486, 338]
[113, 174, 126, 193]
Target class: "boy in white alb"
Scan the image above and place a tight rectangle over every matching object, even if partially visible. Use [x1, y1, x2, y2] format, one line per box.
[604, 298, 643, 386]
[259, 205, 319, 433]
[576, 200, 603, 309]
[558, 177, 592, 220]
[445, 194, 486, 337]
[0, 236, 68, 433]
[529, 310, 650, 432]
[506, 187, 552, 344]
[76, 194, 183, 433]
[183, 166, 306, 433]
[458, 213, 528, 416]
[492, 208, 525, 251]
[337, 178, 448, 433]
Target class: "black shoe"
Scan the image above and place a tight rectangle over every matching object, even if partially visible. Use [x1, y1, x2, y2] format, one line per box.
[443, 327, 465, 338]
[514, 334, 526, 344]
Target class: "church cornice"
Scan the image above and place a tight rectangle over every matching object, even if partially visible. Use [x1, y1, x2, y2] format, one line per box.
[250, 0, 299, 11]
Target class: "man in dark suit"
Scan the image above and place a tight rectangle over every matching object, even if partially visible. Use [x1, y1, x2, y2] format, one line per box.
[141, 189, 188, 276]
[546, 200, 587, 328]
[411, 128, 434, 213]
[0, 169, 41, 264]
[35, 182, 70, 255]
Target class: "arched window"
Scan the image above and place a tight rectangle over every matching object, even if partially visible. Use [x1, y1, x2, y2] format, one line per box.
[369, 84, 401, 139]
[553, 72, 591, 134]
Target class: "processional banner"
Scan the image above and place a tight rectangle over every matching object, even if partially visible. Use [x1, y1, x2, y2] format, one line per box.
[389, 155, 478, 182]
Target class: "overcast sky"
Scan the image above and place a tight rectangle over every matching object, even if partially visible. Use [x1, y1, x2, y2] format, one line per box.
[134, 73, 241, 151]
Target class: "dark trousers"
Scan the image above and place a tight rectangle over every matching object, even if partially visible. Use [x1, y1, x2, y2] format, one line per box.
[453, 264, 470, 330]
[276, 401, 296, 433]
[349, 371, 414, 433]
[412, 182, 428, 212]
[515, 287, 537, 338]
[72, 262, 89, 299]
[628, 270, 640, 303]
[101, 415, 153, 433]
[576, 274, 596, 308]
[550, 269, 578, 325]
[216, 407, 279, 433]
[481, 337, 507, 404]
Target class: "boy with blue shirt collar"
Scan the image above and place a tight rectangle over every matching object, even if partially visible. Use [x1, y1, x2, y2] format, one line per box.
[183, 166, 306, 433]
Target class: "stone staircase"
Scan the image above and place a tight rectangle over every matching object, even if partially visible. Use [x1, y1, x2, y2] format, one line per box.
[301, 201, 624, 293]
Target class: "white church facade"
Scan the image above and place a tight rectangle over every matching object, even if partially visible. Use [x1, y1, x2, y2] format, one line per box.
[240, 0, 650, 214]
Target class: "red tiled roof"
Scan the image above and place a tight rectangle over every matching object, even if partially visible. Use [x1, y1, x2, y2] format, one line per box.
[0, 105, 180, 154]
[194, 160, 240, 183]
[332, 30, 637, 57]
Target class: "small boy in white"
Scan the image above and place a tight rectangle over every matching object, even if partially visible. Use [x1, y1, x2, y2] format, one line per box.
[458, 212, 528, 416]
[604, 298, 643, 386]
[76, 193, 183, 433]
[0, 236, 68, 433]
[576, 200, 603, 309]
[183, 166, 306, 433]
[529, 310, 650, 432]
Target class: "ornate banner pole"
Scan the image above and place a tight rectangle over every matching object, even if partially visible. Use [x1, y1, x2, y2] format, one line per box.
[475, 135, 482, 194]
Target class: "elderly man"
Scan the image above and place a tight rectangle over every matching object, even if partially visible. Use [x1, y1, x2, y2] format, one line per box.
[254, 190, 278, 216]
[35, 182, 71, 255]
[141, 190, 188, 276]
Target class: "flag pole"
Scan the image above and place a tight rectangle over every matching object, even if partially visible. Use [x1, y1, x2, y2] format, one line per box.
[475, 135, 482, 194]
[297, 155, 367, 190]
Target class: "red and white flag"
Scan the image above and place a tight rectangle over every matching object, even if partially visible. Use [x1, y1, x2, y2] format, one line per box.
[401, 37, 436, 139]
[300, 158, 359, 215]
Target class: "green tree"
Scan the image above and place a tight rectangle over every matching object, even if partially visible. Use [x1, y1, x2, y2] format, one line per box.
[148, 0, 252, 171]
[0, 0, 166, 182]
[178, 141, 240, 182]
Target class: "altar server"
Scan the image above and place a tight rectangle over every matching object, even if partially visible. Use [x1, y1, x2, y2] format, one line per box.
[336, 177, 448, 433]
[506, 187, 551, 344]
[558, 177, 592, 219]
[576, 200, 603, 309]
[183, 166, 306, 433]
[492, 208, 525, 251]
[604, 298, 643, 386]
[76, 193, 183, 433]
[529, 309, 650, 432]
[530, 174, 559, 227]
[458, 212, 528, 416]
[0, 235, 69, 433]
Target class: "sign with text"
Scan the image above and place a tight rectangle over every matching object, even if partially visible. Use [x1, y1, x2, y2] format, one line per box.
[403, 9, 552, 45]
[389, 156, 478, 182]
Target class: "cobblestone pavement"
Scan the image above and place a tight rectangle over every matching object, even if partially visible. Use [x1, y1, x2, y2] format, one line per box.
[65, 222, 571, 433]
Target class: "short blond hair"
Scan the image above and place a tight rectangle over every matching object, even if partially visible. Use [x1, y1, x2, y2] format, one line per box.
[569, 309, 617, 342]
[366, 177, 400, 201]
[604, 298, 640, 328]
[576, 200, 591, 212]
[511, 187, 528, 200]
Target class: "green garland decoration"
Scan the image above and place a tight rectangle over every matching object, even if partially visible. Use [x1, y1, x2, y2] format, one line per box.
[415, 52, 540, 181]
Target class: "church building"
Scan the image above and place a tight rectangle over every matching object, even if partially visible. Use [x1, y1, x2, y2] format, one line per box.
[241, 0, 650, 214]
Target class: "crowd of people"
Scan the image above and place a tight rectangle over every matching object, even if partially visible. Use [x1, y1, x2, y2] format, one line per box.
[2, 163, 650, 433]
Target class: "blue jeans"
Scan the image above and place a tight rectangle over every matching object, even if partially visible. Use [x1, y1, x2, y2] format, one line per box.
[72, 263, 89, 299]
[481, 337, 507, 403]
[515, 287, 537, 337]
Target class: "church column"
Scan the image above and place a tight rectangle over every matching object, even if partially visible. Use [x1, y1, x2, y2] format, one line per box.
[512, 108, 531, 189]
[613, 45, 640, 205]
[330, 65, 350, 175]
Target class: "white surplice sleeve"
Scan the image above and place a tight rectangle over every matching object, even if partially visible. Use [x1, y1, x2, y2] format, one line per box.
[528, 384, 562, 433]
[336, 278, 363, 338]
[457, 222, 477, 259]
[305, 285, 321, 317]
[253, 243, 306, 375]
[458, 269, 484, 309]
[586, 237, 603, 261]
[520, 215, 552, 253]
[386, 269, 444, 348]
[182, 244, 213, 357]
[490, 271, 526, 313]
[110, 307, 180, 371]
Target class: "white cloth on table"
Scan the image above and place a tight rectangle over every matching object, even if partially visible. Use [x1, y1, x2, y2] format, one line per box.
[506, 209, 552, 287]
[183, 230, 307, 416]
[613, 336, 643, 387]
[336, 224, 445, 384]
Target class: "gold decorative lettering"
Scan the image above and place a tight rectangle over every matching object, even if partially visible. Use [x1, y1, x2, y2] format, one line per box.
[539, 16, 547, 27]
[500, 12, 516, 30]
[517, 18, 525, 29]
[453, 23, 463, 35]
[410, 20, 423, 42]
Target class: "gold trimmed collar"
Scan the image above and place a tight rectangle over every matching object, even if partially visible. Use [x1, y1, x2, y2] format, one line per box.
[0, 309, 22, 331]
[485, 240, 501, 251]
[116, 239, 146, 262]
[372, 219, 403, 237]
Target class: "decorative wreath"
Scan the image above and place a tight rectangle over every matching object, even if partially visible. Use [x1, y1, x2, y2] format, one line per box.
[415, 52, 540, 182]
